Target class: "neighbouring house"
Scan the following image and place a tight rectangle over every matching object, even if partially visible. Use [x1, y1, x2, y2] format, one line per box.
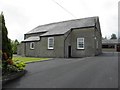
[102, 39, 120, 52]
[17, 16, 102, 58]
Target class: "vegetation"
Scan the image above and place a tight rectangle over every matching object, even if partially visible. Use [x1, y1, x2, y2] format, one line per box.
[1, 12, 13, 59]
[5, 60, 25, 73]
[0, 12, 26, 75]
[110, 33, 117, 39]
[13, 56, 49, 63]
[11, 39, 19, 54]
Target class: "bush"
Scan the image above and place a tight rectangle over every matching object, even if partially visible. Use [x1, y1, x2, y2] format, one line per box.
[13, 60, 26, 71]
[2, 54, 26, 75]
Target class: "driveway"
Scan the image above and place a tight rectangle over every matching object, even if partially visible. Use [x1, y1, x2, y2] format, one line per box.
[3, 52, 118, 88]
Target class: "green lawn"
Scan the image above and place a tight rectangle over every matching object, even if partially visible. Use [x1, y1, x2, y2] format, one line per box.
[13, 56, 49, 63]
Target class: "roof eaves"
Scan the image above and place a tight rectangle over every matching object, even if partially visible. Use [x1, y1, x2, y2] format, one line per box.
[40, 34, 64, 37]
[25, 31, 48, 35]
[22, 40, 40, 43]
[71, 25, 95, 30]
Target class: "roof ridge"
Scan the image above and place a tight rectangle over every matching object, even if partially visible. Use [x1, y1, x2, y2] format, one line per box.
[26, 16, 99, 35]
[34, 16, 98, 28]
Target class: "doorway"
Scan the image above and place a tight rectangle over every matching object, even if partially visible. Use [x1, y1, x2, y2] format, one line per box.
[68, 46, 71, 58]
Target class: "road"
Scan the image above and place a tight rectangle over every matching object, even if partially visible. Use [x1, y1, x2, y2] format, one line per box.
[3, 52, 118, 88]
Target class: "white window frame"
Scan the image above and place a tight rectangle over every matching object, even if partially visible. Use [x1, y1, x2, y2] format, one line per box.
[48, 37, 54, 49]
[77, 38, 84, 49]
[30, 42, 35, 49]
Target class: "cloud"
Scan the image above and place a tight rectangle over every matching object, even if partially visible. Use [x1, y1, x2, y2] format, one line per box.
[0, 0, 119, 41]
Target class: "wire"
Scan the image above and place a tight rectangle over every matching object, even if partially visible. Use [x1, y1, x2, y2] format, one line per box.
[51, 0, 76, 18]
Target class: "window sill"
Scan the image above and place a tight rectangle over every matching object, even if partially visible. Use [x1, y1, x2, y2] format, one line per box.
[30, 48, 34, 50]
[77, 48, 85, 50]
[48, 48, 54, 50]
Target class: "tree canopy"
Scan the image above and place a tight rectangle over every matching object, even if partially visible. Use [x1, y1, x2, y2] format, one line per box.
[0, 12, 13, 60]
[11, 39, 19, 54]
[110, 33, 117, 39]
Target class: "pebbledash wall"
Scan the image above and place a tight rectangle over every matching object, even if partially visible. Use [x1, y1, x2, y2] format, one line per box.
[64, 27, 102, 58]
[17, 16, 102, 58]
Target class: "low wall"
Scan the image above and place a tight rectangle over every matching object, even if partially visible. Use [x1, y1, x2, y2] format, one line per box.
[102, 48, 116, 52]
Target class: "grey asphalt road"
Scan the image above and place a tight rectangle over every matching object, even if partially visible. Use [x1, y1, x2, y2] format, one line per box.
[3, 52, 118, 88]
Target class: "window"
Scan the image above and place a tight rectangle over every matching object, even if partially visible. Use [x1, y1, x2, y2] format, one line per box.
[48, 37, 54, 49]
[77, 38, 84, 49]
[30, 42, 35, 49]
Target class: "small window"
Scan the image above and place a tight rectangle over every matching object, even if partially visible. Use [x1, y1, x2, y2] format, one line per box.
[77, 38, 84, 49]
[30, 42, 35, 49]
[48, 37, 54, 49]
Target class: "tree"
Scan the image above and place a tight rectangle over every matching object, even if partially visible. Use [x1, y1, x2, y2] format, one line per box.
[102, 36, 107, 40]
[104, 36, 107, 39]
[0, 12, 13, 59]
[0, 12, 26, 75]
[0, 12, 13, 74]
[11, 39, 19, 54]
[110, 33, 117, 39]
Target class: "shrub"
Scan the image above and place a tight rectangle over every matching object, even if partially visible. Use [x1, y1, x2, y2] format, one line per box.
[2, 52, 26, 75]
[2, 59, 26, 74]
[13, 60, 26, 71]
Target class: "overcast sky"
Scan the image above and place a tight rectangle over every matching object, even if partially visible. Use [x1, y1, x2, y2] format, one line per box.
[0, 0, 119, 41]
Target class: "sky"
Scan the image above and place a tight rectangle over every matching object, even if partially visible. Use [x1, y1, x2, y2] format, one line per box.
[0, 0, 119, 41]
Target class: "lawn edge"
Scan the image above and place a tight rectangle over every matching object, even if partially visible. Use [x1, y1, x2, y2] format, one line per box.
[25, 58, 53, 64]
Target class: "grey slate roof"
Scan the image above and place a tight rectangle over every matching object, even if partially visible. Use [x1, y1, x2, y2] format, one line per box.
[102, 39, 119, 44]
[26, 16, 99, 36]
[23, 16, 100, 42]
